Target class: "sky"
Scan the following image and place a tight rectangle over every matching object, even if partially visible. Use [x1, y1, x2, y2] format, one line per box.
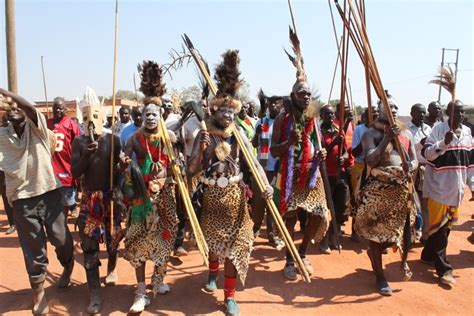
[0, 0, 472, 115]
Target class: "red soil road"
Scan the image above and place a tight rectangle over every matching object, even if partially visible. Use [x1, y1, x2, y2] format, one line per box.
[0, 190, 472, 315]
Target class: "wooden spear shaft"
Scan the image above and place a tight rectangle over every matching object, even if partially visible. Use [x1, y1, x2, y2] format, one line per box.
[346, 0, 406, 164]
[158, 119, 209, 265]
[357, 0, 373, 124]
[109, 0, 119, 231]
[327, 36, 343, 102]
[40, 56, 49, 119]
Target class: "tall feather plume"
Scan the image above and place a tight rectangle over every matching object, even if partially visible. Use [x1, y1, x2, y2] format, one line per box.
[284, 26, 306, 83]
[429, 66, 456, 100]
[214, 50, 241, 98]
[137, 60, 166, 98]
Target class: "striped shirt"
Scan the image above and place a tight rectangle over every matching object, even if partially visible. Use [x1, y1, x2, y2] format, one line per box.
[0, 111, 62, 203]
[422, 121, 473, 206]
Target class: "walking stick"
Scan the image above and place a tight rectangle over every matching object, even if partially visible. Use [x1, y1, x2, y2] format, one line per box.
[182, 34, 311, 283]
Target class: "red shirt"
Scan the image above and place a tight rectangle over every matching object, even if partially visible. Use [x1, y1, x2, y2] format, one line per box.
[334, 118, 355, 168]
[47, 116, 81, 187]
[322, 128, 347, 176]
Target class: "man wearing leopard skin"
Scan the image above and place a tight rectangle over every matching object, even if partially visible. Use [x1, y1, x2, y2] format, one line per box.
[187, 50, 273, 316]
[356, 95, 417, 296]
[120, 61, 180, 314]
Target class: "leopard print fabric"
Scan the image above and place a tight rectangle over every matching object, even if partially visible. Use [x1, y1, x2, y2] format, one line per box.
[123, 185, 179, 295]
[202, 182, 254, 286]
[286, 175, 330, 243]
[355, 166, 416, 245]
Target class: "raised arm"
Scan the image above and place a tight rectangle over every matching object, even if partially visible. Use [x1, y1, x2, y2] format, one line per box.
[0, 88, 38, 126]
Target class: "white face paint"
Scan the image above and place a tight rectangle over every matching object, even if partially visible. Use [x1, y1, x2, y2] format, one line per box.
[142, 104, 160, 130]
[213, 106, 235, 128]
[379, 98, 399, 121]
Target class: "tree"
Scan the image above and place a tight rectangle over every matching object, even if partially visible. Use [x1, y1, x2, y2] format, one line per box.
[237, 80, 252, 104]
[178, 85, 202, 103]
[114, 90, 138, 100]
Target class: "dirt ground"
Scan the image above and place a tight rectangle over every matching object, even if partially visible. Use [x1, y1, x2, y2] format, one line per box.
[0, 189, 472, 315]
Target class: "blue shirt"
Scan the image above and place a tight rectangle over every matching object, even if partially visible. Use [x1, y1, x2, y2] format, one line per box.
[121, 123, 139, 148]
[351, 124, 369, 163]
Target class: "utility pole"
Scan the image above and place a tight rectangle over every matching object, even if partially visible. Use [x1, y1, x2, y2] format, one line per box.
[437, 48, 459, 103]
[5, 0, 18, 93]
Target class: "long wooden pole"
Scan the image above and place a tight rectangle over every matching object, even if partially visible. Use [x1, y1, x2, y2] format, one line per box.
[158, 119, 209, 266]
[5, 0, 17, 93]
[359, 0, 372, 124]
[133, 73, 139, 107]
[327, 36, 343, 103]
[40, 56, 49, 119]
[345, 0, 406, 164]
[109, 0, 119, 231]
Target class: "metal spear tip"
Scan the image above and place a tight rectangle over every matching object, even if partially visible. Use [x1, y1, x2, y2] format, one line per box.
[182, 33, 194, 49]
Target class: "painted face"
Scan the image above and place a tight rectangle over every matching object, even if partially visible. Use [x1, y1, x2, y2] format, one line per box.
[161, 97, 173, 111]
[292, 81, 311, 111]
[82, 105, 104, 136]
[379, 100, 398, 121]
[53, 101, 67, 121]
[371, 106, 380, 121]
[213, 106, 235, 129]
[142, 104, 160, 130]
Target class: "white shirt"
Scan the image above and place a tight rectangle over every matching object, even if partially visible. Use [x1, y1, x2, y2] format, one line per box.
[422, 121, 473, 206]
[407, 120, 432, 165]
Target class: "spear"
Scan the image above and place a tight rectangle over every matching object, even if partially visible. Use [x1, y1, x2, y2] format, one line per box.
[109, 0, 119, 233]
[40, 56, 49, 119]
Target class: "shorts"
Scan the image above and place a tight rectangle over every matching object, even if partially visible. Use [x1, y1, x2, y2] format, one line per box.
[61, 187, 77, 207]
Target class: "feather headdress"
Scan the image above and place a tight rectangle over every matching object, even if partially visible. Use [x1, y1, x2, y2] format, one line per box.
[138, 60, 167, 105]
[429, 66, 456, 101]
[210, 49, 242, 112]
[284, 26, 307, 84]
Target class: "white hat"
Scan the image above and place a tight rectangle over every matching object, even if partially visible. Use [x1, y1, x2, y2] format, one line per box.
[79, 86, 101, 109]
